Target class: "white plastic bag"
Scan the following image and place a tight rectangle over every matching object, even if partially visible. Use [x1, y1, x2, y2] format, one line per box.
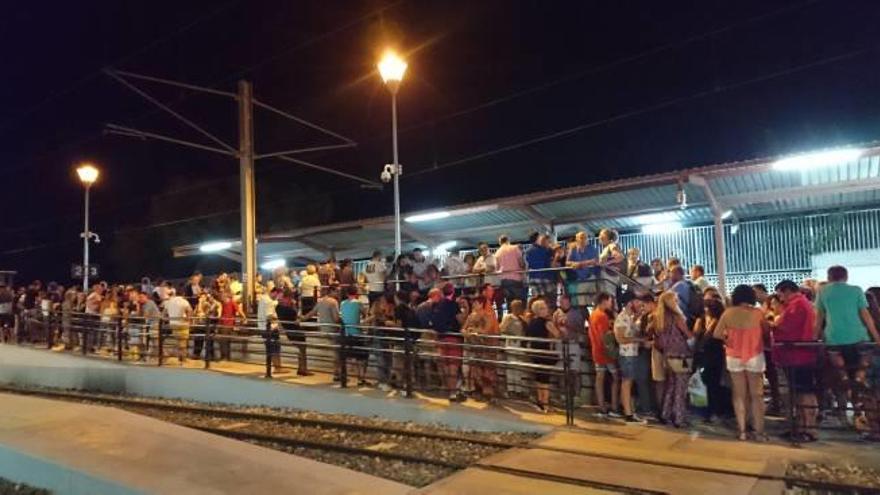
[688, 370, 708, 408]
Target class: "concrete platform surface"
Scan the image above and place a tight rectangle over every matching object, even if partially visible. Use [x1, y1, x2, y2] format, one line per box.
[418, 424, 859, 495]
[0, 345, 548, 433]
[414, 468, 617, 495]
[0, 393, 409, 495]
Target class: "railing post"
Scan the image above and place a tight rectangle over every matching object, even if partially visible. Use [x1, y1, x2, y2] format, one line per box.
[403, 327, 413, 398]
[264, 320, 273, 379]
[204, 320, 213, 369]
[46, 311, 54, 349]
[81, 314, 88, 355]
[786, 361, 799, 447]
[116, 316, 123, 361]
[339, 324, 348, 389]
[562, 339, 574, 426]
[157, 318, 165, 366]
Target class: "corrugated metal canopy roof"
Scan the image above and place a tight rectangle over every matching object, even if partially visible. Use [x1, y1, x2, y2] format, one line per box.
[174, 147, 880, 266]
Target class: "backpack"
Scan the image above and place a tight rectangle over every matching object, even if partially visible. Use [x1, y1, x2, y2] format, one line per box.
[686, 281, 704, 319]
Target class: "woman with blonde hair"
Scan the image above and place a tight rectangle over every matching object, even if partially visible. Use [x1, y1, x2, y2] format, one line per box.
[298, 264, 321, 315]
[525, 299, 561, 412]
[652, 291, 694, 427]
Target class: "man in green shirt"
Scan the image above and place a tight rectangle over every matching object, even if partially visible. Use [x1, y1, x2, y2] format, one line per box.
[815, 265, 879, 422]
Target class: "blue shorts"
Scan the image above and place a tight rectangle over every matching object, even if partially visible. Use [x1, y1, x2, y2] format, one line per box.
[595, 362, 618, 374]
[618, 356, 639, 380]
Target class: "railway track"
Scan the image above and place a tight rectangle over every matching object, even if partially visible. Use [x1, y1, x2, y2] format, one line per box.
[2, 386, 876, 493]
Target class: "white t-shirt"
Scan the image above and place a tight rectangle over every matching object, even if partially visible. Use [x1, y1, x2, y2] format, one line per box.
[613, 307, 640, 357]
[444, 256, 469, 287]
[85, 291, 103, 315]
[164, 296, 192, 326]
[411, 257, 429, 279]
[363, 259, 387, 293]
[257, 294, 278, 330]
[474, 253, 499, 286]
[299, 273, 321, 299]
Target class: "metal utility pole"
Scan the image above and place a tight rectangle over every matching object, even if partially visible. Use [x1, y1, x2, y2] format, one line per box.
[238, 81, 257, 311]
[391, 91, 402, 260]
[82, 184, 91, 293]
[104, 68, 373, 314]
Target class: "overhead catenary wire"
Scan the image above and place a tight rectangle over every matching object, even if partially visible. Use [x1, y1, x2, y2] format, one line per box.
[0, 0, 242, 138]
[388, 0, 824, 140]
[406, 44, 875, 178]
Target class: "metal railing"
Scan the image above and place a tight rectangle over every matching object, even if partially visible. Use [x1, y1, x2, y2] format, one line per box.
[15, 308, 585, 425]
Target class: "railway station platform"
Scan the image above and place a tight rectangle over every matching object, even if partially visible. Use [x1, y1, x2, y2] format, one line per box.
[0, 392, 409, 495]
[419, 425, 878, 494]
[3, 344, 880, 494]
[0, 345, 550, 433]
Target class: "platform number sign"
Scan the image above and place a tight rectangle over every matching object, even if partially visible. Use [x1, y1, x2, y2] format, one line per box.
[71, 264, 99, 280]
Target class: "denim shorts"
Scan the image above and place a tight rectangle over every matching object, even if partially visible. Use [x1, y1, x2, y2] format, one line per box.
[618, 355, 639, 380]
[595, 362, 618, 374]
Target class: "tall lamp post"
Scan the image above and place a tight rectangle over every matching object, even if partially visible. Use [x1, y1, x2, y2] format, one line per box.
[378, 50, 408, 265]
[76, 164, 99, 293]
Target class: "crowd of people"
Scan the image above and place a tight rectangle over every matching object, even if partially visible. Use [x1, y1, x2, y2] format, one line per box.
[3, 227, 880, 443]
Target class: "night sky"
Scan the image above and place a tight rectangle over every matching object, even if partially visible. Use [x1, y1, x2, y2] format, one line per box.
[2, 0, 879, 283]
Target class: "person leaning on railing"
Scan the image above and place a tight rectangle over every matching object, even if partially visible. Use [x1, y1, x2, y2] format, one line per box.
[566, 231, 600, 314]
[463, 284, 500, 403]
[771, 279, 819, 442]
[525, 233, 557, 309]
[500, 299, 527, 399]
[163, 289, 193, 366]
[814, 265, 880, 429]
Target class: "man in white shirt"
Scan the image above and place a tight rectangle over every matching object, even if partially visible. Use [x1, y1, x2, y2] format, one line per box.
[444, 253, 469, 291]
[83, 284, 104, 352]
[163, 289, 193, 365]
[474, 242, 503, 317]
[614, 292, 646, 423]
[257, 287, 285, 373]
[689, 264, 710, 293]
[363, 250, 387, 304]
[257, 288, 280, 330]
[410, 248, 429, 294]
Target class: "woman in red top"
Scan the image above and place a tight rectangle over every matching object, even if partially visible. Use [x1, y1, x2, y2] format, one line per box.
[218, 291, 242, 361]
[589, 292, 620, 416]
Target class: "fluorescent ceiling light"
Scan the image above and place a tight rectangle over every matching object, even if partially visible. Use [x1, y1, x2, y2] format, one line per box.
[199, 241, 232, 253]
[721, 209, 733, 220]
[633, 212, 679, 225]
[772, 148, 863, 171]
[432, 240, 457, 256]
[261, 258, 286, 271]
[405, 211, 451, 223]
[642, 222, 683, 235]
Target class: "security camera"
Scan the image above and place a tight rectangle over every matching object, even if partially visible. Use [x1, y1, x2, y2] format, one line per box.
[381, 164, 395, 183]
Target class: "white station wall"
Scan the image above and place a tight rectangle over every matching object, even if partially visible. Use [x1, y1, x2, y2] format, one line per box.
[812, 249, 880, 290]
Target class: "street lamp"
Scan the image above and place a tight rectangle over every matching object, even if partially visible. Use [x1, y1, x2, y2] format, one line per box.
[76, 163, 99, 293]
[378, 50, 408, 269]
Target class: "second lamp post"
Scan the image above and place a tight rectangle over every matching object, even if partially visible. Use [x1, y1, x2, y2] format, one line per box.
[378, 50, 408, 262]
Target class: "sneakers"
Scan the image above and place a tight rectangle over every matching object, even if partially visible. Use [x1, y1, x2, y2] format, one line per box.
[624, 414, 648, 424]
[378, 383, 392, 392]
[607, 411, 623, 419]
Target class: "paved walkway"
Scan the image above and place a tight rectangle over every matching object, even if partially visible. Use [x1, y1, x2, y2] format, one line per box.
[0, 392, 409, 495]
[419, 425, 826, 494]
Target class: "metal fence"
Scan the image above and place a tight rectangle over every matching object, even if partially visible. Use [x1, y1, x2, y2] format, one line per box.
[11, 308, 880, 443]
[15, 308, 583, 425]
